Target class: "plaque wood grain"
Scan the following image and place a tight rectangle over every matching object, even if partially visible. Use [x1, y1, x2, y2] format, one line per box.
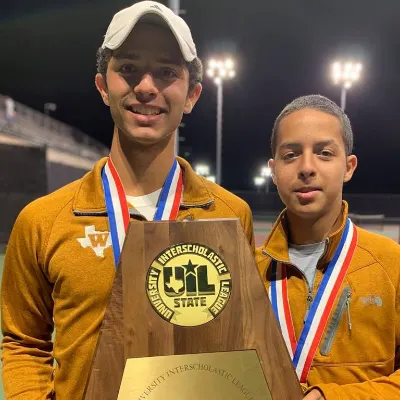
[84, 219, 303, 400]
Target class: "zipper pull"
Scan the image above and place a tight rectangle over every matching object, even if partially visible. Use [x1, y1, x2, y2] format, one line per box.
[304, 292, 313, 323]
[346, 292, 352, 331]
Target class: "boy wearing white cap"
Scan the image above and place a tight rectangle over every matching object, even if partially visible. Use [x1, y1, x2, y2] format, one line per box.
[1, 2, 254, 398]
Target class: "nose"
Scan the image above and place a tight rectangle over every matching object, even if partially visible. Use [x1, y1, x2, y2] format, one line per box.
[298, 152, 316, 181]
[133, 73, 158, 102]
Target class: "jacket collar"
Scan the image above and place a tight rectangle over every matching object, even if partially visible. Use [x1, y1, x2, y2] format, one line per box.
[72, 156, 214, 212]
[261, 201, 349, 267]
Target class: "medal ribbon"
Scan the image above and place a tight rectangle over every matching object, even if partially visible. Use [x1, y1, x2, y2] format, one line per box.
[102, 157, 183, 266]
[270, 218, 357, 382]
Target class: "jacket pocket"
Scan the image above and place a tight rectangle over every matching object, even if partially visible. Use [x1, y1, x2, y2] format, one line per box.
[320, 286, 352, 356]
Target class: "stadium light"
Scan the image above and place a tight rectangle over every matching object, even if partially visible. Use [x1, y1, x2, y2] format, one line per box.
[331, 61, 362, 111]
[254, 176, 265, 192]
[206, 175, 216, 183]
[260, 165, 272, 193]
[194, 164, 210, 177]
[44, 102, 57, 116]
[261, 166, 271, 178]
[194, 163, 217, 183]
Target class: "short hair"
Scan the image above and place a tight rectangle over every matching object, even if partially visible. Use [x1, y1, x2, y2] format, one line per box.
[95, 47, 203, 92]
[271, 94, 353, 157]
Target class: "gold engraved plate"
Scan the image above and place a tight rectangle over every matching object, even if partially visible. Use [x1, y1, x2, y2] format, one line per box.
[117, 351, 272, 400]
[146, 243, 232, 327]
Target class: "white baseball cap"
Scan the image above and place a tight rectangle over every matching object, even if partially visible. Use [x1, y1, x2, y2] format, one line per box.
[101, 1, 197, 62]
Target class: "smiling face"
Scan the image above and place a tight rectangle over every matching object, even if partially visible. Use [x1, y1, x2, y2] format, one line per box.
[269, 108, 357, 221]
[95, 22, 201, 146]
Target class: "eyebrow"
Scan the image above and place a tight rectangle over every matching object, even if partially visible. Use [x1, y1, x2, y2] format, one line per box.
[156, 57, 182, 65]
[114, 52, 140, 60]
[113, 53, 182, 66]
[278, 139, 339, 150]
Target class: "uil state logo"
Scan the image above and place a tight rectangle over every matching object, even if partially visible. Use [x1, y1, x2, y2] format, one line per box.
[146, 243, 232, 327]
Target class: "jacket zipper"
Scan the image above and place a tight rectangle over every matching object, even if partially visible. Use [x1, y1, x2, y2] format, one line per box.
[73, 200, 214, 217]
[73, 209, 145, 219]
[180, 200, 214, 208]
[320, 287, 352, 355]
[346, 291, 352, 331]
[73, 210, 107, 217]
[304, 291, 314, 323]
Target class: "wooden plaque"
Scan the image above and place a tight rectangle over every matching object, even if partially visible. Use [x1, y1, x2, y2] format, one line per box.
[83, 219, 303, 399]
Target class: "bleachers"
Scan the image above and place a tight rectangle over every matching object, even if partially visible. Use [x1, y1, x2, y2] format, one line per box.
[0, 94, 111, 245]
[0, 94, 108, 161]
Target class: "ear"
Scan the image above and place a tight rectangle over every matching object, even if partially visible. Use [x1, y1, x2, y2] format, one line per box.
[343, 154, 358, 183]
[95, 73, 110, 106]
[184, 83, 202, 114]
[268, 158, 277, 185]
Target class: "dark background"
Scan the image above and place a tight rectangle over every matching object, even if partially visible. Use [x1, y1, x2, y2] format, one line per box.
[1, 0, 399, 192]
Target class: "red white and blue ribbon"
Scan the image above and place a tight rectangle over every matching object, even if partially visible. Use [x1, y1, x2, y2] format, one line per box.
[269, 218, 357, 382]
[102, 157, 183, 267]
[270, 263, 297, 359]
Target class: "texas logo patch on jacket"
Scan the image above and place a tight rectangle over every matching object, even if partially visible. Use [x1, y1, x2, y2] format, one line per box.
[77, 225, 111, 257]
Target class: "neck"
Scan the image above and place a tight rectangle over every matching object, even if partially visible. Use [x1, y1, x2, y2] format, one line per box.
[287, 201, 343, 245]
[109, 127, 176, 197]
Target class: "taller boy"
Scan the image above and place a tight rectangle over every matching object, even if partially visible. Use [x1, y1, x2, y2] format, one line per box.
[1, 2, 254, 399]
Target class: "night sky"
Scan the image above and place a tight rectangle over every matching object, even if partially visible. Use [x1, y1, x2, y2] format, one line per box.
[1, 0, 400, 193]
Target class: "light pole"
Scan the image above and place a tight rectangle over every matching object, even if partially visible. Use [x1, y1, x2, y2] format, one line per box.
[169, 0, 181, 156]
[207, 58, 236, 185]
[168, 0, 180, 14]
[43, 102, 57, 127]
[331, 61, 362, 111]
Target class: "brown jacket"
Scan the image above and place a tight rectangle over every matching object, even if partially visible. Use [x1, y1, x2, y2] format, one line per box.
[256, 202, 400, 399]
[1, 156, 254, 399]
